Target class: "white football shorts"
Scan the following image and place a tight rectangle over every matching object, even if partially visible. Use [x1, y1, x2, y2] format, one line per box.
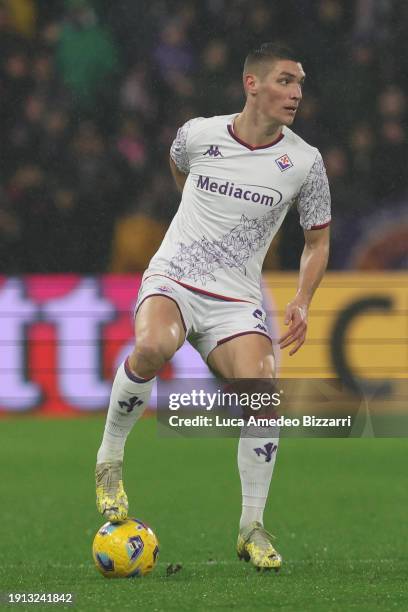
[135, 274, 271, 362]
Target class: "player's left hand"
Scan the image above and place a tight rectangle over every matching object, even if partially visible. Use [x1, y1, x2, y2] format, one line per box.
[279, 301, 308, 355]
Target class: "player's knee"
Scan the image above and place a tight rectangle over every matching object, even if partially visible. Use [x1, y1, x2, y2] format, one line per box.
[261, 359, 275, 378]
[232, 356, 275, 378]
[130, 336, 175, 375]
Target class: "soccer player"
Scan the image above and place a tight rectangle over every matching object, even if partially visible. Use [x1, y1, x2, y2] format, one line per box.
[96, 43, 330, 571]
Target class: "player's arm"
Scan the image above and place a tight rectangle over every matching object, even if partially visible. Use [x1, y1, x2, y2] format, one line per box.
[279, 151, 331, 355]
[279, 226, 329, 355]
[169, 156, 189, 193]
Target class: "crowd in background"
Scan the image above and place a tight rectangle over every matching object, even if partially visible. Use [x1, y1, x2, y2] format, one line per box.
[1, 0, 407, 273]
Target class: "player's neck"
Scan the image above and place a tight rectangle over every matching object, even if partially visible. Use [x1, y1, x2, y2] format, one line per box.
[233, 109, 283, 147]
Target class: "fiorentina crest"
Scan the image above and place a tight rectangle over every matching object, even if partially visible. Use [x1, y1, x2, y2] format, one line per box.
[118, 396, 143, 413]
[253, 442, 278, 462]
[275, 154, 293, 172]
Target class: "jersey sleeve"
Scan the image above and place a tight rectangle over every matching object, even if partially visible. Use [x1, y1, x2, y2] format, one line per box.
[297, 151, 331, 230]
[170, 117, 205, 174]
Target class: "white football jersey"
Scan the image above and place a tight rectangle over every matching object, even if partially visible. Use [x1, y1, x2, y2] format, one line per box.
[145, 113, 331, 303]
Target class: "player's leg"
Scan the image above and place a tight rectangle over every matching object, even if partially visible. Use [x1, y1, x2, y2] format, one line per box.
[208, 334, 281, 571]
[96, 295, 185, 521]
[207, 332, 275, 379]
[208, 335, 278, 529]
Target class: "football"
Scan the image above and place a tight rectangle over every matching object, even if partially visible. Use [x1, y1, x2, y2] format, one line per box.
[92, 518, 159, 578]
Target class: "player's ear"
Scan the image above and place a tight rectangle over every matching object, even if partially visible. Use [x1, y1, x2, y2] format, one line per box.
[243, 73, 258, 96]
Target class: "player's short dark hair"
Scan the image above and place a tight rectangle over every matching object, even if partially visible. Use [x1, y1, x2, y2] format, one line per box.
[244, 43, 300, 75]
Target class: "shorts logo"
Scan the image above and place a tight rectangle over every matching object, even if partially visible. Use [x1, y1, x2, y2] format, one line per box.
[157, 285, 173, 294]
[252, 308, 266, 322]
[275, 154, 293, 172]
[203, 145, 223, 158]
[254, 323, 268, 332]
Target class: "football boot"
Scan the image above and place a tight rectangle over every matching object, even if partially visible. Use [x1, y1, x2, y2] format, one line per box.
[95, 461, 128, 523]
[237, 521, 282, 571]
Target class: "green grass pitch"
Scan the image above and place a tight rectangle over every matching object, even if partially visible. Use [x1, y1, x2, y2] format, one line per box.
[0, 417, 407, 611]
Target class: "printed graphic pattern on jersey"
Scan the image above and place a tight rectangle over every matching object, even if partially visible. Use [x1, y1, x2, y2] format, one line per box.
[170, 118, 204, 174]
[297, 153, 331, 229]
[166, 202, 290, 284]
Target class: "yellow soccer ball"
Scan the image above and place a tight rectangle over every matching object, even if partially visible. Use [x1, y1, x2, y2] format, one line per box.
[92, 518, 159, 578]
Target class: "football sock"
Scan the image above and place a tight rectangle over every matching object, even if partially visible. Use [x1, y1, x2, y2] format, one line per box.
[238, 423, 279, 529]
[97, 358, 155, 463]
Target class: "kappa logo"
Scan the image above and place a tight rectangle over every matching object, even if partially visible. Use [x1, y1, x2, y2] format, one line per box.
[253, 442, 278, 463]
[157, 285, 173, 294]
[254, 323, 268, 332]
[203, 145, 224, 158]
[118, 395, 143, 413]
[275, 153, 293, 172]
[252, 310, 267, 332]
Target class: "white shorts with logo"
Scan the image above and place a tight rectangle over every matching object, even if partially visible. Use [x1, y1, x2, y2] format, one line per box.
[135, 275, 272, 362]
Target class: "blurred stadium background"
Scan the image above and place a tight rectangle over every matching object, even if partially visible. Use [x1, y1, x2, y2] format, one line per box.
[1, 0, 408, 274]
[0, 0, 406, 415]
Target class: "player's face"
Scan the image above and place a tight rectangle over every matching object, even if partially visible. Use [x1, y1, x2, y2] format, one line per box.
[256, 60, 305, 125]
